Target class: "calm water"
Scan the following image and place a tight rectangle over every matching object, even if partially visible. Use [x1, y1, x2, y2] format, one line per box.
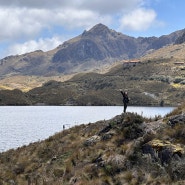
[0, 106, 175, 152]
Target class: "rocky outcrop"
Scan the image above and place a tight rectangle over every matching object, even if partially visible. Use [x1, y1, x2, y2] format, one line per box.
[175, 30, 185, 44]
[52, 24, 137, 65]
[168, 114, 185, 126]
[142, 139, 184, 165]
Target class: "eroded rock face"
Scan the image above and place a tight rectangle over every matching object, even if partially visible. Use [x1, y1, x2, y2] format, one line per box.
[175, 30, 185, 44]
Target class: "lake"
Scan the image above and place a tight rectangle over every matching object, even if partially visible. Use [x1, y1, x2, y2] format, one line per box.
[0, 106, 175, 152]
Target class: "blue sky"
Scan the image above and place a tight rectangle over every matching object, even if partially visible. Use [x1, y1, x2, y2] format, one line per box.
[0, 0, 184, 59]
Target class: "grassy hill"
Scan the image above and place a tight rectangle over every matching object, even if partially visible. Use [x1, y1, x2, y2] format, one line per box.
[0, 74, 74, 92]
[0, 56, 184, 106]
[0, 103, 185, 184]
[142, 42, 185, 61]
[19, 57, 185, 106]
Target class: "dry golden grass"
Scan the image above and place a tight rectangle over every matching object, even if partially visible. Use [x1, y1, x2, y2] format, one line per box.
[0, 60, 122, 92]
[0, 74, 74, 92]
[171, 83, 184, 88]
[142, 43, 185, 60]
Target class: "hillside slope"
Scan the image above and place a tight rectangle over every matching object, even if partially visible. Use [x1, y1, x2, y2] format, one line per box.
[142, 41, 185, 61]
[0, 56, 184, 106]
[0, 103, 185, 184]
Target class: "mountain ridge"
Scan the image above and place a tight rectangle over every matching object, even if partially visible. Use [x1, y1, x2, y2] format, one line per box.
[0, 23, 185, 77]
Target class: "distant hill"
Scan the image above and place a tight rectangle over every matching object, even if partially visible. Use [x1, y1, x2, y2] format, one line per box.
[0, 55, 184, 106]
[0, 23, 184, 77]
[142, 41, 185, 61]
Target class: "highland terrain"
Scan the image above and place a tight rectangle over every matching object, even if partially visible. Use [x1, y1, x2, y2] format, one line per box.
[0, 56, 184, 106]
[0, 23, 185, 185]
[0, 24, 185, 106]
[0, 23, 183, 78]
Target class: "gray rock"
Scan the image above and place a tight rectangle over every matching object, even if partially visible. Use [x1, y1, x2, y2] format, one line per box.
[83, 135, 101, 146]
[168, 114, 185, 126]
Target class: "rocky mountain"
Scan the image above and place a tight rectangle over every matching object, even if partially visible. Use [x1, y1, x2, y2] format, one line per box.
[0, 103, 185, 184]
[0, 23, 184, 77]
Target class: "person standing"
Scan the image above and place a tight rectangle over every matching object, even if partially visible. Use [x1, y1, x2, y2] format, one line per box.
[120, 91, 129, 113]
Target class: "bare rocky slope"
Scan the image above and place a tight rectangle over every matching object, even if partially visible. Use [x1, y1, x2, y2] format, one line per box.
[0, 103, 185, 184]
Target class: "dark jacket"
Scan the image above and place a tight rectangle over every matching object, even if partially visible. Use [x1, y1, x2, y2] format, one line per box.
[121, 91, 129, 104]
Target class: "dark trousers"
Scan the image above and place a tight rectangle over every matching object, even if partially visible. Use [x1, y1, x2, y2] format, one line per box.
[124, 103, 127, 113]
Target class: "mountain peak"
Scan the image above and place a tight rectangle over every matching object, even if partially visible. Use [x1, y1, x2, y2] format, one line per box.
[90, 23, 109, 31]
[82, 23, 112, 37]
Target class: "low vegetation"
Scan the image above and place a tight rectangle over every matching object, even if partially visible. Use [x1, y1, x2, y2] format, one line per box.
[0, 102, 185, 184]
[0, 58, 184, 106]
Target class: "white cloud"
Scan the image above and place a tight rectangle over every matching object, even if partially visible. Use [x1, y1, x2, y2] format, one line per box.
[5, 36, 65, 56]
[0, 6, 112, 42]
[0, 0, 72, 9]
[0, 8, 44, 41]
[53, 8, 112, 29]
[80, 0, 144, 14]
[119, 8, 156, 31]
[0, 0, 160, 58]
[0, 0, 144, 13]
[0, 0, 152, 42]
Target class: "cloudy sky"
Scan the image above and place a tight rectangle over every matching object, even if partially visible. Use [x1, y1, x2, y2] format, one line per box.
[0, 0, 184, 59]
